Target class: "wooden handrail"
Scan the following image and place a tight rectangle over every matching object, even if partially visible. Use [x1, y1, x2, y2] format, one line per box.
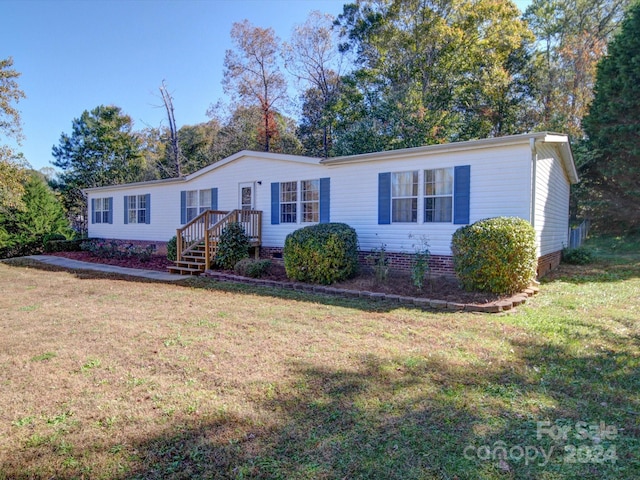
[176, 210, 228, 260]
[176, 209, 262, 268]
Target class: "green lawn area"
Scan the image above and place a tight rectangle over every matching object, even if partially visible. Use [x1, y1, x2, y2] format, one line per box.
[0, 235, 638, 479]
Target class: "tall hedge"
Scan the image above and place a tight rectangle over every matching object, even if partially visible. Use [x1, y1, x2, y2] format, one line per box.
[283, 223, 358, 284]
[451, 217, 537, 295]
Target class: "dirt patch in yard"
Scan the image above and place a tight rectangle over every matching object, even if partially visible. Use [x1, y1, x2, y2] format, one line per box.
[48, 251, 508, 305]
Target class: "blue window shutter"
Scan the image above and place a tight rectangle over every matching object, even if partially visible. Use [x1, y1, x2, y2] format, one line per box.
[123, 195, 129, 225]
[454, 165, 470, 225]
[211, 188, 218, 210]
[271, 182, 280, 225]
[180, 191, 187, 224]
[378, 172, 391, 225]
[145, 194, 151, 224]
[107, 197, 113, 224]
[319, 177, 330, 223]
[91, 198, 96, 224]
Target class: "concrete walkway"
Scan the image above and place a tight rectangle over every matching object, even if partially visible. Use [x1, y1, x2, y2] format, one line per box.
[26, 255, 187, 282]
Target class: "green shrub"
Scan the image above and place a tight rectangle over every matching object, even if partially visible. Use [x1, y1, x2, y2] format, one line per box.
[284, 223, 358, 284]
[562, 246, 593, 265]
[234, 258, 272, 278]
[451, 217, 537, 295]
[43, 233, 67, 244]
[0, 236, 46, 259]
[410, 234, 431, 291]
[215, 222, 249, 270]
[44, 239, 84, 253]
[366, 243, 389, 284]
[166, 236, 177, 262]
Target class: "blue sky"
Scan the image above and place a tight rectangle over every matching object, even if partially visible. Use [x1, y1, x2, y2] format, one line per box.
[2, 0, 531, 171]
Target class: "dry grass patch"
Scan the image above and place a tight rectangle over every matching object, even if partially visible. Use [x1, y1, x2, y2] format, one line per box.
[1, 252, 638, 479]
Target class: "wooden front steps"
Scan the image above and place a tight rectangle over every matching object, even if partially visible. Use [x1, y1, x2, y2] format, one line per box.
[168, 209, 262, 276]
[168, 243, 209, 275]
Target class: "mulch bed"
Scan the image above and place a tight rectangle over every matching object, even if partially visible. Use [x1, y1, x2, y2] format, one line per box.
[48, 251, 173, 272]
[47, 251, 512, 306]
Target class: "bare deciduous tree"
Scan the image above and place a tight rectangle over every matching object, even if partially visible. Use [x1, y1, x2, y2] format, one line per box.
[159, 80, 182, 176]
[283, 11, 344, 157]
[223, 20, 287, 152]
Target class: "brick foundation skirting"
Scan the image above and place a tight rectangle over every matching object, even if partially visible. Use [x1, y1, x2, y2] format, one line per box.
[537, 250, 562, 278]
[260, 247, 455, 276]
[261, 247, 563, 279]
[109, 241, 560, 279]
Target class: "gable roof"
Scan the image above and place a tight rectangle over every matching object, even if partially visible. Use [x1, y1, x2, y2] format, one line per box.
[83, 132, 577, 193]
[322, 132, 578, 183]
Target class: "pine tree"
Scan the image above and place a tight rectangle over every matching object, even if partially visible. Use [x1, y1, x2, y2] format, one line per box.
[0, 172, 71, 254]
[581, 2, 640, 232]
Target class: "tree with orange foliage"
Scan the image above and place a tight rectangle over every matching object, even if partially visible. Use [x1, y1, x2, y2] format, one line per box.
[223, 20, 288, 152]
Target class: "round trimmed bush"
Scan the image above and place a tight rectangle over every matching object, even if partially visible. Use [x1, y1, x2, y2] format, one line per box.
[451, 217, 537, 295]
[283, 223, 358, 284]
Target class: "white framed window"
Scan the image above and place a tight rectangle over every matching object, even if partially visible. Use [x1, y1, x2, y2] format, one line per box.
[301, 179, 319, 223]
[93, 197, 111, 224]
[184, 189, 212, 223]
[280, 181, 297, 223]
[392, 171, 418, 223]
[424, 168, 453, 222]
[127, 194, 147, 224]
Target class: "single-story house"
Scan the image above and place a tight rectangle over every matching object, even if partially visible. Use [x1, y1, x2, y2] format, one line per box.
[84, 132, 578, 277]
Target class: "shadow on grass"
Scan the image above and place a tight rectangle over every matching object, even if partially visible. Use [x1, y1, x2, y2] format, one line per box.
[114, 339, 637, 479]
[2, 331, 637, 479]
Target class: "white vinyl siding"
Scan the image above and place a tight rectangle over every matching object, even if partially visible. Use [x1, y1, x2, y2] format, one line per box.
[534, 145, 571, 255]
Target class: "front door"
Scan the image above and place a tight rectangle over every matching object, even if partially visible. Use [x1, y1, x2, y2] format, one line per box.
[239, 182, 254, 210]
[238, 182, 255, 239]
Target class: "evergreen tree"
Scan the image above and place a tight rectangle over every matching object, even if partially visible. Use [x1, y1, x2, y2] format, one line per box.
[581, 1, 640, 232]
[52, 105, 145, 233]
[0, 172, 71, 255]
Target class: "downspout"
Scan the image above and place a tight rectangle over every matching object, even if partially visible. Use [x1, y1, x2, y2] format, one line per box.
[530, 138, 537, 228]
[530, 138, 541, 279]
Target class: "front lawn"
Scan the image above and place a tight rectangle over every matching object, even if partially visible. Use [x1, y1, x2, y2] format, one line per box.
[0, 235, 638, 479]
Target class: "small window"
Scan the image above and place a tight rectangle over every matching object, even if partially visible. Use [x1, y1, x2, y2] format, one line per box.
[280, 181, 297, 223]
[128, 195, 147, 224]
[301, 179, 319, 223]
[392, 171, 418, 223]
[93, 197, 111, 224]
[424, 168, 453, 222]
